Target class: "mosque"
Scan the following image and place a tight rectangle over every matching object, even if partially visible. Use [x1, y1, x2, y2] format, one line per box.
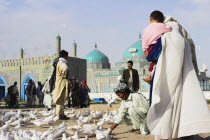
[0, 35, 86, 101]
[0, 34, 210, 101]
[85, 35, 151, 93]
[85, 35, 210, 93]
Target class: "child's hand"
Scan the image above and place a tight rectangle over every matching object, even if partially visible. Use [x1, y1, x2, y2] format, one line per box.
[144, 50, 148, 56]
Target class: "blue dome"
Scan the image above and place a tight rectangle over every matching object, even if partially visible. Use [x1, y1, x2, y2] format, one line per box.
[85, 49, 109, 63]
[123, 40, 143, 57]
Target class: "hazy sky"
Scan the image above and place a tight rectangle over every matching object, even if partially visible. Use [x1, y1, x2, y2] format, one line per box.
[0, 0, 209, 74]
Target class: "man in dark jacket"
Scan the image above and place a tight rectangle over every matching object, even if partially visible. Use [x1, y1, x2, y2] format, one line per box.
[122, 61, 139, 92]
[8, 82, 19, 108]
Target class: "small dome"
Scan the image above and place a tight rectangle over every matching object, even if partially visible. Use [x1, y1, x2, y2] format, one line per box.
[85, 49, 109, 63]
[123, 40, 143, 57]
[56, 35, 61, 39]
[73, 42, 77, 47]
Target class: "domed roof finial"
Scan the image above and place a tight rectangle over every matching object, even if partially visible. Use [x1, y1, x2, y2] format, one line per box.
[94, 43, 97, 49]
[73, 40, 77, 46]
[56, 33, 61, 39]
[139, 33, 141, 40]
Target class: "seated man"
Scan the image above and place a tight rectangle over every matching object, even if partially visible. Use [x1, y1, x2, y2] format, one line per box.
[108, 82, 150, 135]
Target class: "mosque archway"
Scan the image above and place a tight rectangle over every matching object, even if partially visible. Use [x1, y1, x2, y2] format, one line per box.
[0, 76, 6, 100]
[21, 74, 35, 101]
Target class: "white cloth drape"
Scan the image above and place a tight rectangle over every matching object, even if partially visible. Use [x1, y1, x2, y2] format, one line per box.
[42, 77, 52, 108]
[147, 16, 210, 139]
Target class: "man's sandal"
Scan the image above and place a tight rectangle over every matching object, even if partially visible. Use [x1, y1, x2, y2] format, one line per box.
[126, 129, 140, 133]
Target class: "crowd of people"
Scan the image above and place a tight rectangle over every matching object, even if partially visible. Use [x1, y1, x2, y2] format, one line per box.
[5, 77, 90, 111]
[2, 10, 210, 139]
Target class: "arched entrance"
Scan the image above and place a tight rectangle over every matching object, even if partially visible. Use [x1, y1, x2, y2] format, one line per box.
[0, 76, 6, 100]
[21, 74, 35, 101]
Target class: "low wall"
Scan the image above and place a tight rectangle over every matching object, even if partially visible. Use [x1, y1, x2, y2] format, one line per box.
[89, 91, 210, 100]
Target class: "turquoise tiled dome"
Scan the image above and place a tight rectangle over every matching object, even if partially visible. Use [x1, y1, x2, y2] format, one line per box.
[85, 49, 109, 63]
[123, 40, 143, 57]
[56, 35, 61, 39]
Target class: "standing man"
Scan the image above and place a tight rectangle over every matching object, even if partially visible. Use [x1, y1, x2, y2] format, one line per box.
[52, 50, 69, 120]
[31, 81, 37, 107]
[71, 77, 80, 108]
[25, 79, 33, 107]
[122, 61, 139, 92]
[37, 81, 44, 107]
[7, 82, 19, 108]
[68, 78, 73, 108]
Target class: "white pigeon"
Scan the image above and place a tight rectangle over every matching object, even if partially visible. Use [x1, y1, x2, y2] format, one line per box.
[41, 126, 55, 139]
[14, 132, 30, 140]
[87, 115, 93, 123]
[109, 115, 115, 123]
[4, 132, 14, 140]
[28, 111, 37, 119]
[82, 124, 95, 134]
[81, 116, 90, 124]
[96, 129, 106, 140]
[58, 121, 67, 129]
[10, 118, 22, 126]
[22, 117, 31, 124]
[31, 130, 41, 140]
[95, 110, 104, 118]
[83, 110, 90, 116]
[53, 116, 59, 122]
[90, 110, 95, 115]
[47, 134, 54, 140]
[70, 108, 76, 114]
[95, 127, 112, 140]
[62, 133, 68, 140]
[13, 122, 21, 131]
[52, 128, 65, 139]
[78, 115, 84, 121]
[0, 130, 6, 139]
[97, 119, 105, 127]
[65, 130, 75, 136]
[44, 115, 54, 125]
[102, 111, 109, 120]
[71, 131, 79, 140]
[68, 113, 77, 119]
[5, 116, 14, 124]
[104, 114, 112, 122]
[107, 95, 117, 107]
[76, 111, 82, 118]
[31, 120, 46, 127]
[0, 122, 10, 130]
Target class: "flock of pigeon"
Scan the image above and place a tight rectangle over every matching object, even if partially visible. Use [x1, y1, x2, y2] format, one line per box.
[0, 107, 118, 140]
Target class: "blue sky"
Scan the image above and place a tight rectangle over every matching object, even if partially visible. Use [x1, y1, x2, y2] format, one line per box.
[0, 0, 209, 74]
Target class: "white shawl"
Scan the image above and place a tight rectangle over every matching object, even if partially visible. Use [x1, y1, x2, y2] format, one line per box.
[147, 16, 210, 139]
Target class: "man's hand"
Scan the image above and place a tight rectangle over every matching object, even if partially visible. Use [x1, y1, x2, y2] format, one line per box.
[144, 50, 148, 56]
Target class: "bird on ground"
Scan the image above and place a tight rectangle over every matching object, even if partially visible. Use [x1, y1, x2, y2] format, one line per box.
[31, 130, 41, 140]
[58, 121, 67, 129]
[53, 115, 59, 122]
[0, 122, 10, 131]
[71, 131, 79, 140]
[31, 120, 46, 127]
[13, 122, 21, 131]
[97, 119, 105, 127]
